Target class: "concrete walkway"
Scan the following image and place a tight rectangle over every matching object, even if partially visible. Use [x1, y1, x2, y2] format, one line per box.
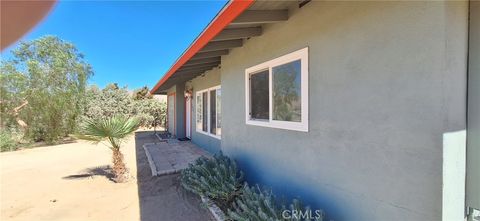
[143, 136, 210, 176]
[135, 131, 214, 221]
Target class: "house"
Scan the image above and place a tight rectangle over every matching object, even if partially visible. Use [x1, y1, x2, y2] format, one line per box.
[150, 1, 479, 220]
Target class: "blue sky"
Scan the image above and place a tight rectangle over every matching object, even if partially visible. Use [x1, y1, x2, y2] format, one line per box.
[2, 1, 227, 89]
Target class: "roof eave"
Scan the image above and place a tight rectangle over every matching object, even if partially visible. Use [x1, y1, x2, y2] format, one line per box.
[150, 0, 254, 94]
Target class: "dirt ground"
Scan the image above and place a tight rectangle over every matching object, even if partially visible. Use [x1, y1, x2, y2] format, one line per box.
[0, 131, 213, 221]
[0, 136, 139, 221]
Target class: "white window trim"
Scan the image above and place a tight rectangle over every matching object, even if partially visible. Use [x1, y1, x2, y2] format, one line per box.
[196, 85, 221, 139]
[245, 47, 309, 132]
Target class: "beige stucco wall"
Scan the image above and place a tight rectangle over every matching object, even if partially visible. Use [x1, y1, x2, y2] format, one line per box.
[219, 1, 468, 220]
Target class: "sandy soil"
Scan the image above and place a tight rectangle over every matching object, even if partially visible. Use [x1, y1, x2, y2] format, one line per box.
[0, 136, 140, 221]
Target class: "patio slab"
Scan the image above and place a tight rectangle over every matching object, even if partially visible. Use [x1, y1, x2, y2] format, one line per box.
[143, 137, 211, 176]
[135, 131, 215, 221]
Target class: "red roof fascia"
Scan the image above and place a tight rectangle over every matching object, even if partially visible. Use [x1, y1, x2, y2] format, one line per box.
[151, 0, 255, 94]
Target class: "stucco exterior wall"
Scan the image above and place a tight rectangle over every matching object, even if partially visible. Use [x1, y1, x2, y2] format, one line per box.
[187, 67, 222, 153]
[165, 85, 176, 136]
[467, 1, 480, 211]
[219, 1, 468, 220]
[174, 83, 185, 138]
[164, 84, 186, 137]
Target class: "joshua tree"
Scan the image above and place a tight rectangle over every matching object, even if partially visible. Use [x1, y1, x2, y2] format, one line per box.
[74, 116, 140, 182]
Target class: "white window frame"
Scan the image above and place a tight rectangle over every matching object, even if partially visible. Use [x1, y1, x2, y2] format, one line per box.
[245, 47, 309, 132]
[196, 85, 221, 139]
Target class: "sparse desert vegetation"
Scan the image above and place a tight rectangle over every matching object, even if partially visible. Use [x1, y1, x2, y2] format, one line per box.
[0, 36, 166, 152]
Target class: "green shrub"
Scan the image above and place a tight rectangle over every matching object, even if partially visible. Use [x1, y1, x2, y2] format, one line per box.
[133, 98, 166, 128]
[181, 153, 244, 208]
[228, 184, 325, 221]
[82, 84, 134, 121]
[181, 154, 326, 221]
[228, 184, 281, 221]
[0, 130, 17, 152]
[82, 84, 166, 129]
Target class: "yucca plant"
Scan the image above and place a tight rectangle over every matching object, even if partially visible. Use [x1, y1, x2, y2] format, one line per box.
[228, 184, 324, 221]
[181, 153, 244, 208]
[74, 116, 140, 182]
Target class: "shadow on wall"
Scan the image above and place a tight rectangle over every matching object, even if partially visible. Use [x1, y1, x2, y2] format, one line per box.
[191, 133, 222, 154]
[229, 149, 348, 221]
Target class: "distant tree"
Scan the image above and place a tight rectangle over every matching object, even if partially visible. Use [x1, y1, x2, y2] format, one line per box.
[0, 36, 93, 143]
[105, 83, 119, 90]
[0, 62, 28, 130]
[133, 86, 153, 100]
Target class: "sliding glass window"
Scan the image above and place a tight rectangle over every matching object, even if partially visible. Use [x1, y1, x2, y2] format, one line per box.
[196, 86, 221, 139]
[245, 47, 309, 132]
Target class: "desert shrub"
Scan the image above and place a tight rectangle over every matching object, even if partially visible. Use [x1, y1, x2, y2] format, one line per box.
[0, 128, 23, 152]
[133, 98, 166, 128]
[82, 84, 166, 129]
[181, 153, 244, 208]
[181, 154, 326, 220]
[0, 131, 16, 152]
[228, 184, 325, 221]
[228, 184, 281, 221]
[82, 84, 133, 121]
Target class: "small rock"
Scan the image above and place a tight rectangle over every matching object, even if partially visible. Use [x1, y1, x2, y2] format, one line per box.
[50, 199, 57, 203]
